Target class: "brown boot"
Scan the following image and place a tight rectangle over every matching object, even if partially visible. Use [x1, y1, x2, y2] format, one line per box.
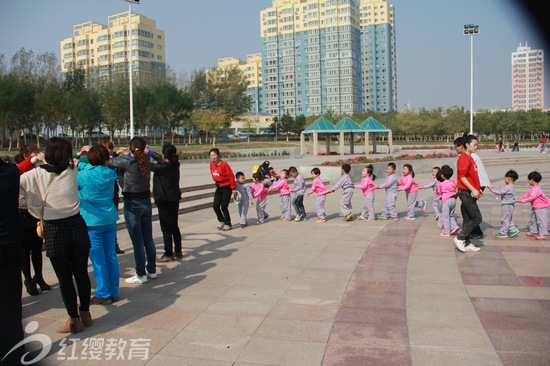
[80, 310, 92, 327]
[56, 317, 84, 334]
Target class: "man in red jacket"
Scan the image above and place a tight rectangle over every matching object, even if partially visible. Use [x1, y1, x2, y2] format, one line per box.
[209, 148, 236, 231]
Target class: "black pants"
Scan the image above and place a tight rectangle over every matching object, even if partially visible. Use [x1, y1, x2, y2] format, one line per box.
[0, 243, 26, 364]
[213, 185, 232, 225]
[22, 227, 44, 282]
[157, 200, 182, 256]
[49, 250, 91, 318]
[458, 190, 483, 244]
[470, 187, 485, 237]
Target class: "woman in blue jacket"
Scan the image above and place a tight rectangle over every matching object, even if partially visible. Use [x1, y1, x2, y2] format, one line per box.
[77, 145, 120, 304]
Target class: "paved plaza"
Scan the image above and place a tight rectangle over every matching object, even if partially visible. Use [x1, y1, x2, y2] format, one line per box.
[21, 149, 550, 365]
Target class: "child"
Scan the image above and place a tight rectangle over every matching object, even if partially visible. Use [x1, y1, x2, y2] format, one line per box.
[250, 172, 269, 224]
[289, 166, 307, 221]
[397, 164, 426, 220]
[377, 162, 399, 221]
[330, 164, 354, 221]
[235, 171, 253, 228]
[306, 167, 331, 223]
[518, 171, 550, 240]
[487, 170, 519, 238]
[420, 166, 441, 221]
[355, 164, 377, 221]
[268, 169, 291, 221]
[436, 165, 460, 237]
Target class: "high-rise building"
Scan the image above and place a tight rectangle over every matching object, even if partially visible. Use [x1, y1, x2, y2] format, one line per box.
[60, 11, 166, 87]
[359, 0, 396, 113]
[258, 0, 396, 117]
[511, 43, 544, 111]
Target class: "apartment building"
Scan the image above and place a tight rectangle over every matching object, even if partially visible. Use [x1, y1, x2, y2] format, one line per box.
[60, 11, 166, 87]
[511, 43, 544, 111]
[257, 0, 395, 117]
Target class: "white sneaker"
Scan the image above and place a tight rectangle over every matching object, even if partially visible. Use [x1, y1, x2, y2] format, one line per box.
[146, 270, 158, 279]
[294, 214, 302, 222]
[465, 244, 481, 252]
[125, 273, 148, 284]
[217, 222, 224, 230]
[221, 224, 232, 231]
[453, 237, 466, 252]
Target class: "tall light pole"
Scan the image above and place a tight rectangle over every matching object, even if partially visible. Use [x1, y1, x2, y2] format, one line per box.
[125, 0, 140, 139]
[464, 24, 479, 134]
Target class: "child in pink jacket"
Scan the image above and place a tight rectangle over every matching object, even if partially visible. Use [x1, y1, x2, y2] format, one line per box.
[306, 167, 331, 222]
[397, 164, 426, 220]
[436, 165, 460, 237]
[251, 172, 269, 224]
[518, 171, 550, 240]
[268, 169, 291, 221]
[355, 164, 377, 221]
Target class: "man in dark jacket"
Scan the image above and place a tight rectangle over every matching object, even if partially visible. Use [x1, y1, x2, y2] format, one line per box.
[0, 157, 26, 363]
[149, 144, 182, 262]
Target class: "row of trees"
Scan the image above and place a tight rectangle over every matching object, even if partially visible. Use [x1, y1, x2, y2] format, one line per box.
[281, 107, 549, 142]
[2, 48, 549, 150]
[0, 48, 251, 150]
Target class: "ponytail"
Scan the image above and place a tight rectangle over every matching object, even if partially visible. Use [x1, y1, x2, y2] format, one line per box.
[366, 164, 376, 181]
[404, 163, 415, 178]
[129, 137, 149, 177]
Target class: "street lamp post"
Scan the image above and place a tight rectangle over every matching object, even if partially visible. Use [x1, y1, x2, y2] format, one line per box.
[125, 0, 140, 139]
[463, 24, 479, 135]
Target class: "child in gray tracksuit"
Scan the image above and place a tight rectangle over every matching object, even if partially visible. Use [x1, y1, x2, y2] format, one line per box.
[488, 170, 519, 238]
[377, 162, 398, 221]
[235, 171, 253, 228]
[330, 164, 354, 221]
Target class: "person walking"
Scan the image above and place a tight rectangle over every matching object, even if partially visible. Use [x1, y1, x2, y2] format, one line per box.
[109, 137, 157, 284]
[209, 148, 236, 231]
[77, 145, 120, 304]
[19, 137, 92, 334]
[453, 134, 483, 253]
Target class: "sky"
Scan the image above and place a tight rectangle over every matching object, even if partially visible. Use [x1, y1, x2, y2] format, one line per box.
[1, 0, 548, 112]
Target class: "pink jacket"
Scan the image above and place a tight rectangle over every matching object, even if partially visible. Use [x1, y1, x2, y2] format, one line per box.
[356, 176, 377, 196]
[250, 182, 268, 199]
[519, 185, 550, 209]
[436, 179, 457, 204]
[398, 174, 420, 194]
[269, 178, 290, 195]
[307, 176, 331, 196]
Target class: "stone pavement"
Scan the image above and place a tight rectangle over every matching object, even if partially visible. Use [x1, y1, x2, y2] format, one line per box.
[21, 149, 550, 365]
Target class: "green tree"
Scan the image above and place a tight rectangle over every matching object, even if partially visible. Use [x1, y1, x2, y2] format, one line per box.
[152, 83, 193, 145]
[101, 80, 129, 141]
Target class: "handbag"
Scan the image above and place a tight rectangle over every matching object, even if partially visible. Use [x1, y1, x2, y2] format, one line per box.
[36, 177, 55, 239]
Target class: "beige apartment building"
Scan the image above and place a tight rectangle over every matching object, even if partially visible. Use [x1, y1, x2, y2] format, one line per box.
[60, 11, 166, 87]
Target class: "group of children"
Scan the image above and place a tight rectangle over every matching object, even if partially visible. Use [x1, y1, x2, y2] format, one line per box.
[232, 161, 549, 240]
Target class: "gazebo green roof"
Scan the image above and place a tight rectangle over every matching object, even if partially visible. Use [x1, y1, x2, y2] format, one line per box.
[360, 117, 391, 132]
[302, 117, 337, 134]
[335, 117, 366, 132]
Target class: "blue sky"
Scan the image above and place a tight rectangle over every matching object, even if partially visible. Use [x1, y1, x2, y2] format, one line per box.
[1, 0, 547, 112]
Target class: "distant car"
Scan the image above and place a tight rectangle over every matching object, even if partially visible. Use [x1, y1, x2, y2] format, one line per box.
[259, 130, 272, 135]
[236, 131, 254, 138]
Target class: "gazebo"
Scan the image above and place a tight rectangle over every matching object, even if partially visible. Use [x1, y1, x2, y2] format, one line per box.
[300, 116, 393, 156]
[334, 117, 367, 155]
[361, 117, 393, 154]
[300, 117, 337, 156]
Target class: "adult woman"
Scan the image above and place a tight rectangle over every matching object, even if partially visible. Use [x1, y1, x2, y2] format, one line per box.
[148, 144, 182, 262]
[77, 145, 120, 304]
[209, 148, 236, 231]
[19, 137, 92, 334]
[453, 133, 482, 253]
[15, 145, 51, 296]
[108, 137, 156, 284]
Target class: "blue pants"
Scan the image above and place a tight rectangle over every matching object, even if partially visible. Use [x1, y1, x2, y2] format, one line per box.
[292, 194, 305, 217]
[124, 198, 156, 277]
[88, 224, 119, 299]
